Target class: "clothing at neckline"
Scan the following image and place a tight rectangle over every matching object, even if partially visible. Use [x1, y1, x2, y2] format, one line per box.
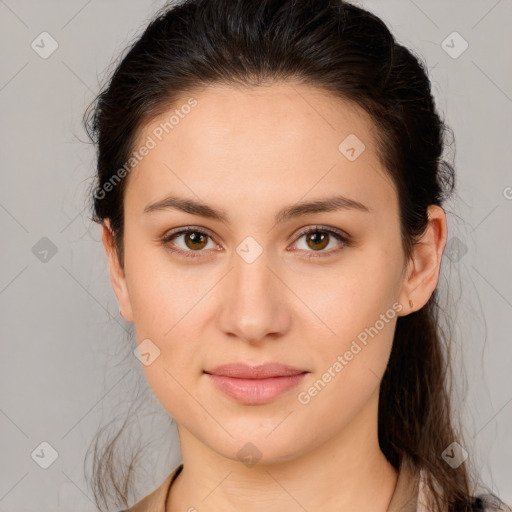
[120, 456, 497, 512]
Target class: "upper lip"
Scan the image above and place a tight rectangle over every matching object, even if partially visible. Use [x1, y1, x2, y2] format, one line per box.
[204, 363, 309, 379]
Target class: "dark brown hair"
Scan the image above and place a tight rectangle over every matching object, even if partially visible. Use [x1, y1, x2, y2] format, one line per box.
[83, 1, 509, 511]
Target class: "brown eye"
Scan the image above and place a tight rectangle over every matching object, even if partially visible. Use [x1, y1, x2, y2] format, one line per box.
[183, 231, 208, 250]
[305, 231, 330, 251]
[291, 226, 350, 258]
[162, 227, 218, 258]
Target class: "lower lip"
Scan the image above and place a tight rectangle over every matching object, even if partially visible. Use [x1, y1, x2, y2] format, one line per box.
[206, 373, 308, 405]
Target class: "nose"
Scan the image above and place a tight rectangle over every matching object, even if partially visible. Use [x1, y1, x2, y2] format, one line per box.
[216, 248, 291, 344]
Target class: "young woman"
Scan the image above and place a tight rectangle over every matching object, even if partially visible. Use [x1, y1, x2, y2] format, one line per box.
[84, 0, 510, 511]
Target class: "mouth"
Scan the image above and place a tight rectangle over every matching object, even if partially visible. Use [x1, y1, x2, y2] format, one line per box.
[204, 363, 309, 405]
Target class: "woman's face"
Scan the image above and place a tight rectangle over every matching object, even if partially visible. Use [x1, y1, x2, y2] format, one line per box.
[105, 82, 413, 465]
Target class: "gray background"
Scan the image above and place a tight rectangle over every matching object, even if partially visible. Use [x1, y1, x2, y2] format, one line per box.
[1, 0, 511, 510]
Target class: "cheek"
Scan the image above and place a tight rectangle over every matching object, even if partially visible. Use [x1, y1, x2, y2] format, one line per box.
[289, 254, 398, 341]
[294, 300, 396, 435]
[125, 245, 207, 339]
[288, 250, 400, 391]
[137, 320, 206, 425]
[125, 258, 208, 418]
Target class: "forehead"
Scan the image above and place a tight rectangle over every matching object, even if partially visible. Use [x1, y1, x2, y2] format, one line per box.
[139, 82, 376, 153]
[125, 82, 396, 217]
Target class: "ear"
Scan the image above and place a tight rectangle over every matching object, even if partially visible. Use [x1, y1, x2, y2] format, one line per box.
[101, 220, 133, 322]
[397, 205, 448, 316]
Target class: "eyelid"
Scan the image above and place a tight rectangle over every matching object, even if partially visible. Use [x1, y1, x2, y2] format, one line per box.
[164, 225, 218, 242]
[288, 224, 350, 244]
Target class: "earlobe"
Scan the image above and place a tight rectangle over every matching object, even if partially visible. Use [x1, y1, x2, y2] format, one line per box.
[101, 220, 134, 322]
[397, 205, 448, 316]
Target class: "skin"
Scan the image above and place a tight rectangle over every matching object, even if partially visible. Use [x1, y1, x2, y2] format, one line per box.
[102, 82, 447, 512]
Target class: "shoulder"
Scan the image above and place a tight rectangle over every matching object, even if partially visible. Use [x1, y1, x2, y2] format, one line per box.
[417, 465, 511, 512]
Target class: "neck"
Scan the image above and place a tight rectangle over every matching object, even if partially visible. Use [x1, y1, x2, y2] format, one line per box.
[166, 390, 398, 512]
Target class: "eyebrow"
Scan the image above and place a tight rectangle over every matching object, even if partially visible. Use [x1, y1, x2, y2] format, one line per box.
[143, 194, 371, 224]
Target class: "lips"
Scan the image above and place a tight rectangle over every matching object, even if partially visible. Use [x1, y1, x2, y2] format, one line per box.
[204, 362, 308, 379]
[204, 363, 309, 405]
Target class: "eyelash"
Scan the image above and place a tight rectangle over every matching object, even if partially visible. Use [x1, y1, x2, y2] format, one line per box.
[161, 225, 352, 260]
